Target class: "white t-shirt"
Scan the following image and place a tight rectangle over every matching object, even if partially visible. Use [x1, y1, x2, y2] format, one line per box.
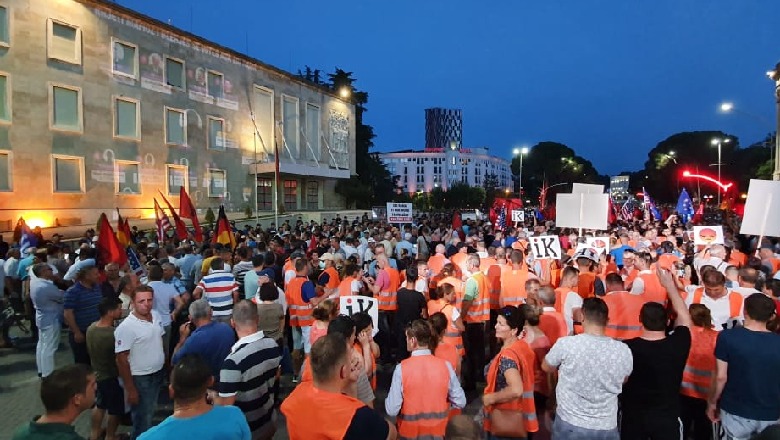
[684, 287, 744, 331]
[545, 334, 633, 430]
[731, 286, 761, 298]
[114, 310, 165, 375]
[147, 281, 180, 327]
[560, 289, 584, 334]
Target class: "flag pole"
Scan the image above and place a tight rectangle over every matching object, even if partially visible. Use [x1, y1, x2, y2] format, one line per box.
[251, 111, 259, 227]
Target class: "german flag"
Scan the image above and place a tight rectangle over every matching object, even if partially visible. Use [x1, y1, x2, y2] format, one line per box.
[213, 205, 236, 249]
[116, 209, 132, 248]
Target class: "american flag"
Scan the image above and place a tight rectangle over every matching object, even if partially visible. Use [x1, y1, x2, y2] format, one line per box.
[620, 199, 635, 221]
[497, 204, 507, 230]
[154, 198, 171, 243]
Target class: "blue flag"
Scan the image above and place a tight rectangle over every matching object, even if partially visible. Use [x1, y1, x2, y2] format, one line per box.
[18, 218, 38, 255]
[676, 189, 695, 223]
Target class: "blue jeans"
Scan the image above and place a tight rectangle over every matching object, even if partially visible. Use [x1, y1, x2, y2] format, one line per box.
[130, 369, 164, 439]
[552, 416, 619, 440]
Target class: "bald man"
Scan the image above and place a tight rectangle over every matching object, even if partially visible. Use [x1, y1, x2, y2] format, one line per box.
[427, 245, 450, 277]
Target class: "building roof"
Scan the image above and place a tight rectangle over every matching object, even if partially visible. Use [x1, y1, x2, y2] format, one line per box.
[84, 0, 349, 102]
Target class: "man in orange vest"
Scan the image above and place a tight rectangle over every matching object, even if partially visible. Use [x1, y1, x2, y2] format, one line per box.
[602, 272, 647, 340]
[427, 244, 450, 277]
[537, 285, 569, 346]
[498, 250, 532, 308]
[685, 270, 744, 331]
[281, 334, 397, 440]
[554, 267, 583, 335]
[368, 255, 400, 363]
[385, 320, 466, 439]
[317, 253, 341, 299]
[629, 252, 667, 304]
[620, 267, 692, 439]
[461, 254, 490, 391]
[573, 248, 604, 299]
[621, 249, 639, 290]
[285, 258, 320, 380]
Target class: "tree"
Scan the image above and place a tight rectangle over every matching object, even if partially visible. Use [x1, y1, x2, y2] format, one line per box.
[482, 173, 499, 210]
[446, 182, 484, 209]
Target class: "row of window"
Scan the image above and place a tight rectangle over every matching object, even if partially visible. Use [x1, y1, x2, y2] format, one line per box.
[257, 180, 319, 211]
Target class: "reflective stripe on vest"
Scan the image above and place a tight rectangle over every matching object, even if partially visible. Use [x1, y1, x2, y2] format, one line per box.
[379, 267, 400, 311]
[464, 273, 490, 323]
[397, 355, 450, 439]
[286, 277, 313, 327]
[680, 326, 717, 399]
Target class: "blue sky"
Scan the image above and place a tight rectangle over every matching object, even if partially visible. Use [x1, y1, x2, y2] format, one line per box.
[119, 0, 780, 175]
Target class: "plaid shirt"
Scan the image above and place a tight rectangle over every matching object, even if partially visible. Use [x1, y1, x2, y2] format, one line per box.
[163, 276, 188, 295]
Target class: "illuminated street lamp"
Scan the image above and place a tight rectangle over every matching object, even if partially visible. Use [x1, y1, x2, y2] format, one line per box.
[710, 138, 731, 206]
[768, 63, 780, 180]
[513, 147, 529, 196]
[339, 86, 351, 99]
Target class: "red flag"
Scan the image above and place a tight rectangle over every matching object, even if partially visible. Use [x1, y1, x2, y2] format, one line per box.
[608, 198, 617, 225]
[213, 205, 236, 249]
[692, 201, 705, 223]
[159, 191, 188, 241]
[154, 198, 171, 242]
[179, 187, 203, 242]
[539, 180, 549, 209]
[97, 213, 128, 267]
[116, 209, 132, 248]
[452, 210, 462, 231]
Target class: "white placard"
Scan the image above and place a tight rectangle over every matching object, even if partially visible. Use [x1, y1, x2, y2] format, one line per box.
[740, 179, 780, 238]
[572, 183, 605, 194]
[339, 296, 379, 336]
[511, 210, 524, 222]
[586, 237, 610, 255]
[693, 226, 724, 246]
[387, 202, 413, 223]
[529, 236, 562, 260]
[555, 193, 609, 230]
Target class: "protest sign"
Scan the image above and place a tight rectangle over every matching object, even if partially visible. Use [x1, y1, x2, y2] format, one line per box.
[572, 183, 605, 194]
[529, 236, 562, 260]
[740, 179, 780, 238]
[511, 210, 524, 222]
[693, 226, 724, 246]
[339, 296, 379, 336]
[386, 203, 413, 224]
[555, 193, 609, 231]
[586, 237, 611, 255]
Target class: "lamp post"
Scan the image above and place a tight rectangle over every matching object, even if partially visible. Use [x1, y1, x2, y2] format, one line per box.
[719, 101, 777, 178]
[711, 138, 731, 206]
[767, 63, 780, 181]
[513, 147, 529, 197]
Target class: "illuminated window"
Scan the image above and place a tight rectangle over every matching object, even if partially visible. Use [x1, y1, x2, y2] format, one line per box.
[284, 179, 297, 210]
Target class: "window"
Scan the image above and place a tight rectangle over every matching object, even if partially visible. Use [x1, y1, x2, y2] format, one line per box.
[111, 39, 138, 78]
[115, 161, 140, 194]
[0, 6, 9, 46]
[305, 103, 320, 161]
[166, 164, 188, 196]
[52, 155, 84, 193]
[0, 73, 10, 122]
[252, 86, 274, 156]
[306, 181, 318, 210]
[207, 70, 223, 98]
[114, 97, 139, 139]
[207, 117, 225, 151]
[50, 84, 82, 132]
[207, 169, 226, 197]
[257, 179, 272, 210]
[47, 19, 81, 65]
[0, 151, 11, 191]
[284, 179, 297, 211]
[282, 96, 299, 158]
[165, 57, 185, 89]
[165, 107, 186, 145]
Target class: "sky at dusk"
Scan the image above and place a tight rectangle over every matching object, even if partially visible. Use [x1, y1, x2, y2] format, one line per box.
[119, 0, 780, 175]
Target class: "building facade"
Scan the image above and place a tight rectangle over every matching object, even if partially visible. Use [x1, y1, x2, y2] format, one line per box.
[0, 0, 355, 230]
[610, 175, 630, 202]
[425, 107, 462, 151]
[380, 147, 512, 194]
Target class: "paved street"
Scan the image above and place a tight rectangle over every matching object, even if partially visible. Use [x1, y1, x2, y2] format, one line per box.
[1, 324, 486, 439]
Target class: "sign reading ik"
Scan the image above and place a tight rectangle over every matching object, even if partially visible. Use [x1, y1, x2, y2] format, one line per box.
[339, 296, 379, 336]
[511, 210, 524, 222]
[529, 236, 562, 260]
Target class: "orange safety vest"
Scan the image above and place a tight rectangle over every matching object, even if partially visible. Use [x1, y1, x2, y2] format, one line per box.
[603, 291, 645, 340]
[727, 250, 747, 268]
[300, 357, 312, 383]
[281, 381, 365, 440]
[338, 276, 358, 297]
[464, 272, 490, 323]
[575, 271, 597, 299]
[657, 254, 680, 271]
[499, 266, 529, 308]
[691, 288, 743, 326]
[396, 354, 451, 439]
[539, 310, 568, 346]
[378, 267, 401, 311]
[487, 264, 503, 309]
[286, 276, 314, 327]
[438, 276, 465, 313]
[680, 326, 718, 400]
[450, 252, 468, 274]
[623, 268, 639, 289]
[354, 342, 377, 390]
[637, 271, 667, 304]
[319, 266, 341, 290]
[434, 341, 460, 375]
[483, 340, 539, 434]
[428, 254, 447, 276]
[282, 259, 294, 287]
[428, 299, 464, 355]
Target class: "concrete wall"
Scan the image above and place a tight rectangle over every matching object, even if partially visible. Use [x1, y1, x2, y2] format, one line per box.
[0, 0, 354, 230]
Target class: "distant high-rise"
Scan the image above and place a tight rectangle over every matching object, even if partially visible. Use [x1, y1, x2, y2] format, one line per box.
[425, 108, 462, 151]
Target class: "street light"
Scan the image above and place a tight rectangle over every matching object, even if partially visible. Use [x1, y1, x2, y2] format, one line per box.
[513, 147, 529, 196]
[711, 137, 731, 206]
[767, 63, 780, 180]
[339, 86, 351, 99]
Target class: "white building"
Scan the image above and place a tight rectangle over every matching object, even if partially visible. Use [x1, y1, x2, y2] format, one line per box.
[379, 146, 512, 194]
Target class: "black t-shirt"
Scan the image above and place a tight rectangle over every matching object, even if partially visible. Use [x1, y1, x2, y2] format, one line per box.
[394, 287, 426, 329]
[622, 326, 691, 415]
[343, 406, 389, 440]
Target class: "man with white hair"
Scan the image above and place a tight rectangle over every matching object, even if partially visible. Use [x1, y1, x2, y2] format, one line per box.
[381, 232, 394, 258]
[694, 244, 729, 276]
[427, 244, 450, 277]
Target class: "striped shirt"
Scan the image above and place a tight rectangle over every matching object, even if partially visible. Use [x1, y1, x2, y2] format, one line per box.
[219, 331, 282, 439]
[198, 270, 238, 319]
[64, 281, 103, 332]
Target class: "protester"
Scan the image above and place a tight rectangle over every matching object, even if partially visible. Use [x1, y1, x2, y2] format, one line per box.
[394, 265, 427, 360]
[30, 262, 65, 377]
[310, 298, 337, 346]
[63, 264, 102, 365]
[139, 354, 250, 439]
[171, 299, 235, 380]
[193, 257, 239, 323]
[430, 311, 461, 376]
[680, 304, 719, 440]
[461, 253, 490, 391]
[146, 264, 185, 360]
[86, 297, 125, 440]
[12, 364, 97, 440]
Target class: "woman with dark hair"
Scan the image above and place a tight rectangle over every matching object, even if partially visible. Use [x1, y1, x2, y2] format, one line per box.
[680, 304, 717, 440]
[427, 283, 465, 356]
[521, 304, 552, 436]
[430, 312, 460, 377]
[482, 306, 538, 440]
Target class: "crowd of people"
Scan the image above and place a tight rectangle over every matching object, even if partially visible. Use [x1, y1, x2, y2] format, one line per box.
[2, 209, 780, 440]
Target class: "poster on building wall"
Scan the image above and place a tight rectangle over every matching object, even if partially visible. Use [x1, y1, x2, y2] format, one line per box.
[187, 67, 212, 104]
[215, 77, 239, 111]
[139, 47, 170, 94]
[329, 110, 350, 169]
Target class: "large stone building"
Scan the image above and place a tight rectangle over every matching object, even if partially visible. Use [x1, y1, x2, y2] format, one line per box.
[0, 0, 355, 230]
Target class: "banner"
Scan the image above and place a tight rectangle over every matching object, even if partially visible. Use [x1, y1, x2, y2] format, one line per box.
[139, 48, 170, 94]
[555, 193, 609, 231]
[529, 236, 562, 260]
[386, 203, 413, 223]
[339, 296, 378, 337]
[740, 179, 780, 238]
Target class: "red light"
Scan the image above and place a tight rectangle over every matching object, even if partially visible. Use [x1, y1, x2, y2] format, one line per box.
[681, 171, 733, 192]
[682, 170, 691, 177]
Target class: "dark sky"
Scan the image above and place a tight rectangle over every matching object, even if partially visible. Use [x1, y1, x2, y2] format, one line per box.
[118, 1, 780, 175]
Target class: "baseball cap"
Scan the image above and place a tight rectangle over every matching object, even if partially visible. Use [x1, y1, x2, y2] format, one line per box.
[319, 253, 334, 261]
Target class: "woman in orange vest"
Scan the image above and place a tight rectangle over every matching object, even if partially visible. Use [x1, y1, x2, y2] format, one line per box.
[482, 306, 539, 439]
[428, 283, 465, 355]
[429, 311, 461, 376]
[434, 264, 465, 312]
[680, 304, 718, 440]
[520, 304, 552, 436]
